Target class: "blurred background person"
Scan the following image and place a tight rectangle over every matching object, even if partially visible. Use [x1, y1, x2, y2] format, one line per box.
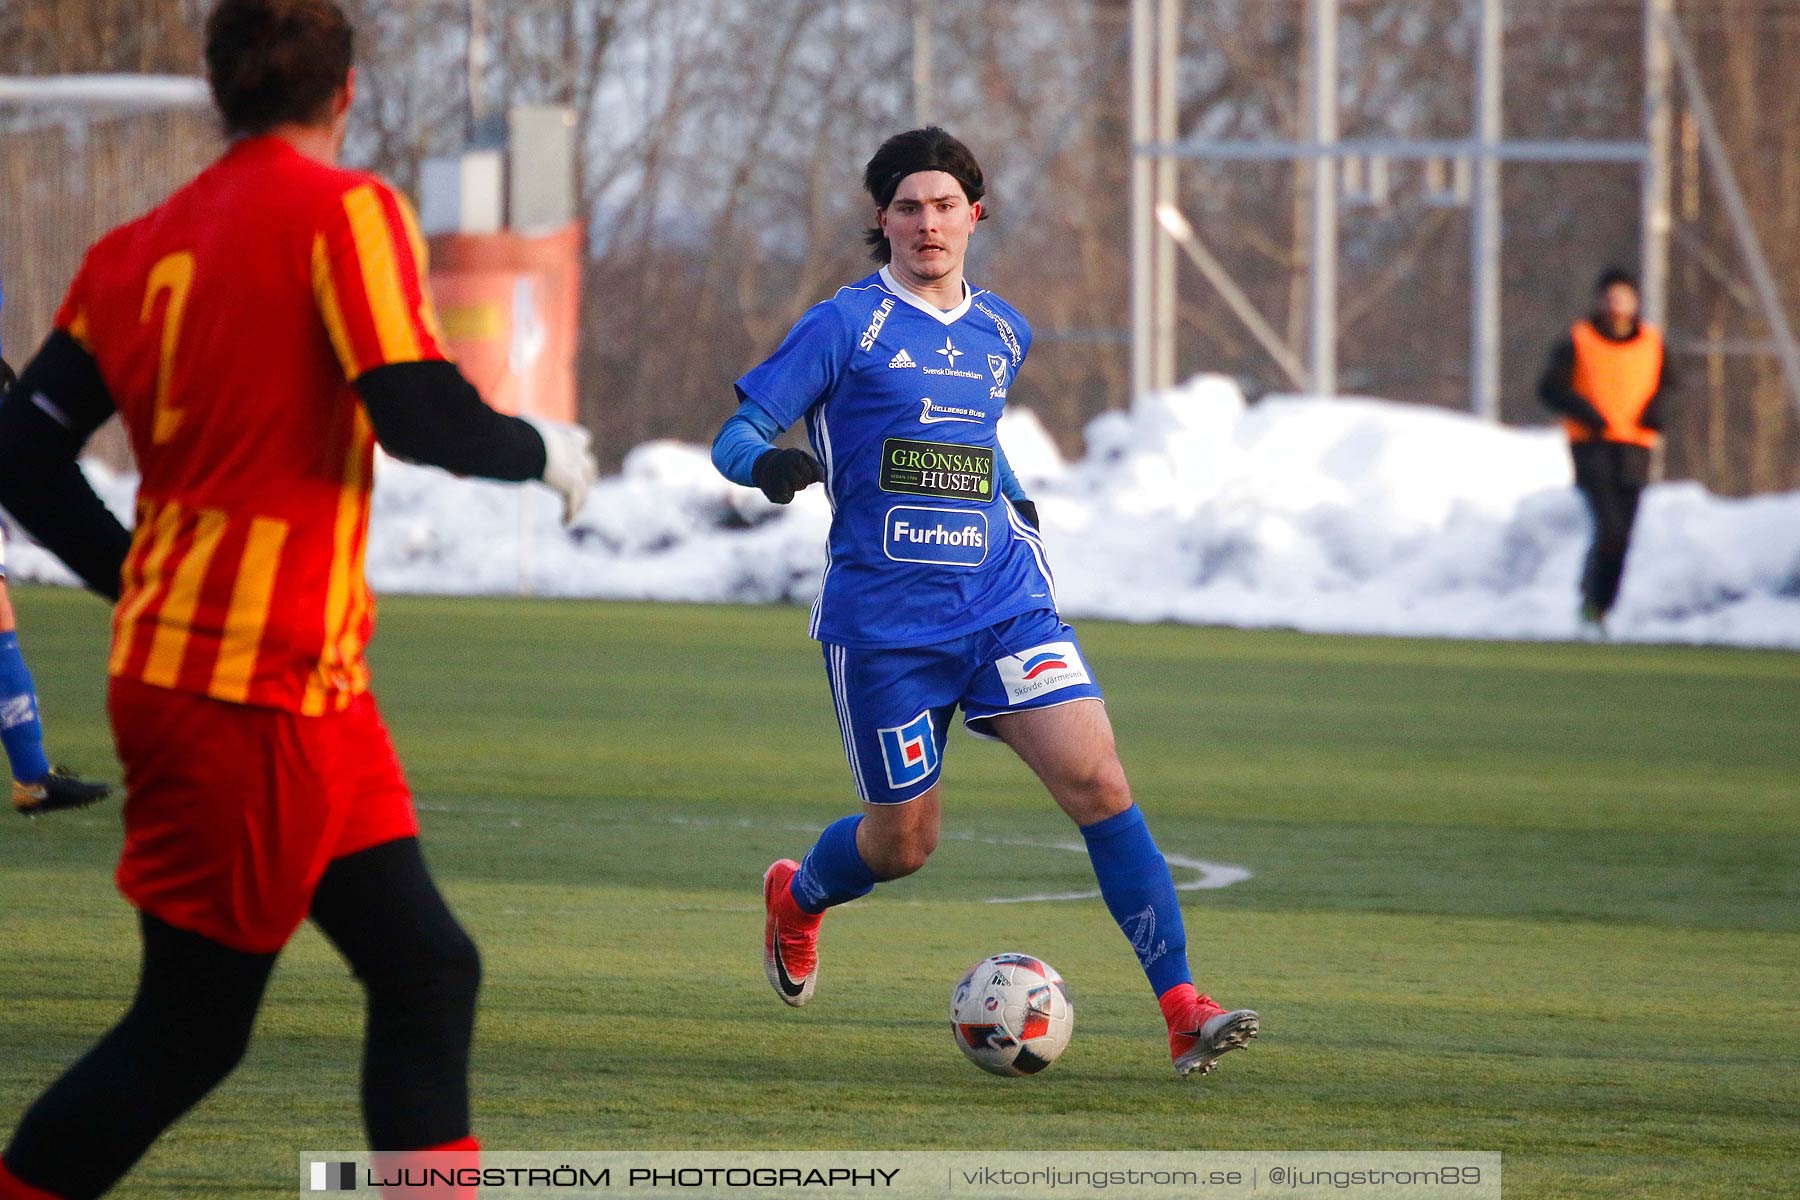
[1537, 267, 1674, 635]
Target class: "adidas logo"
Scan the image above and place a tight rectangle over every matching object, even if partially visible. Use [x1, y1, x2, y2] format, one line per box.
[888, 348, 918, 369]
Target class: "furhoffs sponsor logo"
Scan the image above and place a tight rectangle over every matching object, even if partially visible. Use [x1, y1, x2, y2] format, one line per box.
[883, 507, 989, 567]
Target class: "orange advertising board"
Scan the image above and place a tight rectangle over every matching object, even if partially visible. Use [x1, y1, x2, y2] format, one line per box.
[427, 222, 581, 423]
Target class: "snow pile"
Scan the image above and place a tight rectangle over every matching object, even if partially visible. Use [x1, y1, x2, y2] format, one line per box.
[12, 375, 1800, 648]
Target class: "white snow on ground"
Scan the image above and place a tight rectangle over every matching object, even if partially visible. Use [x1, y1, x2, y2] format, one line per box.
[11, 375, 1800, 648]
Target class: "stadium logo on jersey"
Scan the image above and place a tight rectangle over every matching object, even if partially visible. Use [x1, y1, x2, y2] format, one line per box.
[888, 348, 918, 369]
[975, 301, 1023, 365]
[878, 710, 939, 789]
[918, 397, 985, 425]
[859, 298, 895, 351]
[995, 641, 1092, 704]
[924, 335, 983, 379]
[880, 438, 993, 500]
[883, 506, 989, 568]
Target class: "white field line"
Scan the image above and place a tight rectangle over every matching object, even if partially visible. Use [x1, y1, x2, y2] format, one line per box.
[418, 803, 1253, 902]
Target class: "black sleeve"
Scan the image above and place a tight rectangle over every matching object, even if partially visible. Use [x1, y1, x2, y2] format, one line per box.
[1640, 350, 1676, 433]
[0, 331, 132, 601]
[356, 360, 547, 482]
[1535, 335, 1607, 431]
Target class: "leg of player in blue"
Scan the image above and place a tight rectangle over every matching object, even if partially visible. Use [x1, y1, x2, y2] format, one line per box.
[765, 641, 952, 1007]
[764, 797, 938, 1008]
[988, 697, 1259, 1078]
[765, 816, 879, 1005]
[0, 578, 111, 817]
[765, 817, 878, 1007]
[789, 815, 878, 914]
[0, 632, 51, 787]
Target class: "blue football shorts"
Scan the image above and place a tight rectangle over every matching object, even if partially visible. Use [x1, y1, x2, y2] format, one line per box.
[821, 607, 1105, 804]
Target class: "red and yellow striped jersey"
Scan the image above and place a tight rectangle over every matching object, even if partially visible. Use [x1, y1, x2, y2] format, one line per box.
[57, 135, 447, 715]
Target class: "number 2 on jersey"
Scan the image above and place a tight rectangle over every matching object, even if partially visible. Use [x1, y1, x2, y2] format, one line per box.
[140, 251, 195, 444]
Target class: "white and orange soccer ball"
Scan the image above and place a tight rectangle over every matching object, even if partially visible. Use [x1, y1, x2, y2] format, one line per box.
[949, 952, 1074, 1076]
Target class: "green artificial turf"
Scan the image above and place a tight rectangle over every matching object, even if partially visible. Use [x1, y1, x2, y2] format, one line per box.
[1, 588, 1794, 1198]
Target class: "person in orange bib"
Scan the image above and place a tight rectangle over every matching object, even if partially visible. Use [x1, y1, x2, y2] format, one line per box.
[0, 2, 596, 1197]
[1536, 267, 1674, 633]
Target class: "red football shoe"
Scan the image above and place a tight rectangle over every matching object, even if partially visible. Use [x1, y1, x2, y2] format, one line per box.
[763, 859, 822, 1007]
[1162, 983, 1260, 1078]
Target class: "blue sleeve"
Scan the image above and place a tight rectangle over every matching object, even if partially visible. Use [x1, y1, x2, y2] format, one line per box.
[995, 442, 1028, 503]
[711, 401, 783, 488]
[732, 300, 853, 431]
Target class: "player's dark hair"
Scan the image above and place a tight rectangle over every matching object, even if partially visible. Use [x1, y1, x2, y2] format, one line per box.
[862, 126, 989, 263]
[205, 0, 354, 137]
[1594, 265, 1639, 294]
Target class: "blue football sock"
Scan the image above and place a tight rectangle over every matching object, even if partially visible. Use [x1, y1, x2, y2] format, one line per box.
[0, 632, 51, 784]
[791, 815, 878, 915]
[1080, 804, 1193, 998]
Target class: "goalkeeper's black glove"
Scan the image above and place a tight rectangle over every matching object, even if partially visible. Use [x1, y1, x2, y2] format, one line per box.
[1013, 499, 1040, 530]
[0, 357, 15, 396]
[752, 447, 824, 504]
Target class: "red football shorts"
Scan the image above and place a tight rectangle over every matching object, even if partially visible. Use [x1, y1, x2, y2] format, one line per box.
[110, 676, 419, 954]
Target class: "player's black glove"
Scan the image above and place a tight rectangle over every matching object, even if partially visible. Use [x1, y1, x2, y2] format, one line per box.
[1013, 499, 1040, 530]
[0, 357, 16, 397]
[752, 447, 824, 504]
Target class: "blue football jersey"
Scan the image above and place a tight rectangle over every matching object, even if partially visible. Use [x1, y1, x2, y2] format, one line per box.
[735, 267, 1055, 649]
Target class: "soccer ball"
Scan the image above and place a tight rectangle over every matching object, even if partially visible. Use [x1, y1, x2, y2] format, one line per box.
[949, 952, 1074, 1076]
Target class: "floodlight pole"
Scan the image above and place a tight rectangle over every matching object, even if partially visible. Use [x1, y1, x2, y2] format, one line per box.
[1640, 0, 1674, 330]
[1662, 10, 1800, 413]
[912, 0, 934, 127]
[1129, 0, 1154, 402]
[467, 0, 488, 139]
[1153, 0, 1179, 393]
[1470, 0, 1503, 420]
[1308, 0, 1339, 397]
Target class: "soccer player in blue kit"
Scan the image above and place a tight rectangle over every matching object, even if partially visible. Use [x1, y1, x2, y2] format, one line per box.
[0, 267, 112, 817]
[712, 128, 1259, 1078]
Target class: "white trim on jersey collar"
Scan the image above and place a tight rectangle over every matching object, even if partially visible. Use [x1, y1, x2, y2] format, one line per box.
[878, 265, 977, 325]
